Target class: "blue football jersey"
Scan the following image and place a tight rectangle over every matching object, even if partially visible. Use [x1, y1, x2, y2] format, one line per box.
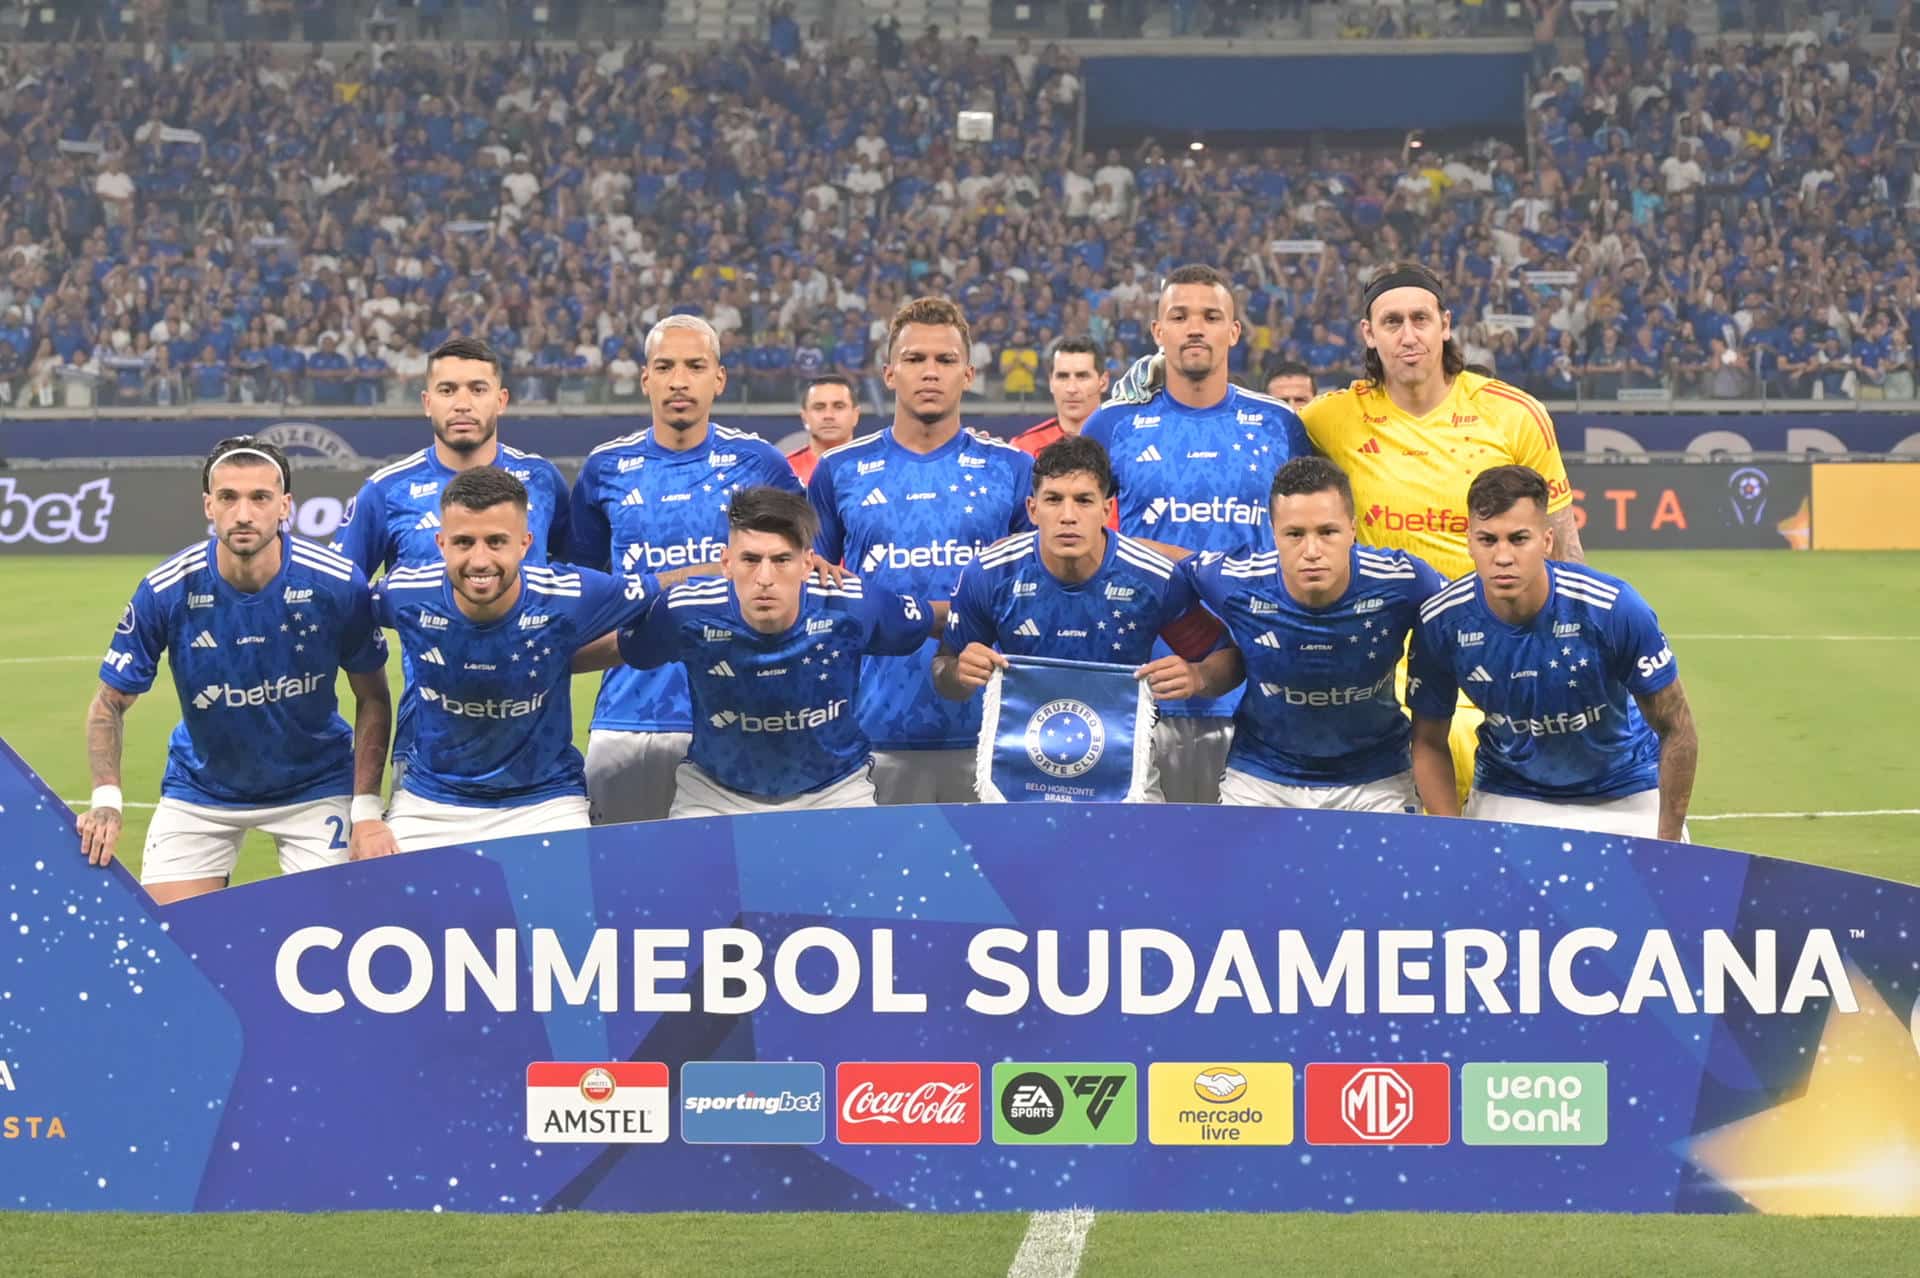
[1408, 562, 1678, 801]
[944, 530, 1221, 666]
[1186, 544, 1447, 786]
[807, 426, 1034, 750]
[1081, 384, 1314, 720]
[100, 537, 388, 808]
[617, 577, 934, 798]
[567, 424, 803, 734]
[371, 563, 656, 807]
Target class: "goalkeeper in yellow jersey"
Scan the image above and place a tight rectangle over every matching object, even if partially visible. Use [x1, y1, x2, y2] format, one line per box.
[1298, 261, 1583, 802]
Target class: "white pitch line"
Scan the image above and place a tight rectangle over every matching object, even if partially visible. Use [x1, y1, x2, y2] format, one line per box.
[1669, 634, 1920, 641]
[1691, 808, 1920, 821]
[1008, 1208, 1096, 1278]
[0, 655, 103, 665]
[61, 799, 160, 809]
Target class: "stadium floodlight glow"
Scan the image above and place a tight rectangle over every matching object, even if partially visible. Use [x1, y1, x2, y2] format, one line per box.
[1189, 140, 1205, 152]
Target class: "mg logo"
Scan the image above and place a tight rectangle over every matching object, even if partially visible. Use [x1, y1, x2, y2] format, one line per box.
[1340, 1067, 1414, 1141]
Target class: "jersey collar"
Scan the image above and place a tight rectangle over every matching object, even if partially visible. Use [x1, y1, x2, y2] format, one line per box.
[208, 532, 291, 605]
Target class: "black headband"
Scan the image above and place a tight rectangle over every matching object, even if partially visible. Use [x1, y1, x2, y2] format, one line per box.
[1363, 268, 1446, 318]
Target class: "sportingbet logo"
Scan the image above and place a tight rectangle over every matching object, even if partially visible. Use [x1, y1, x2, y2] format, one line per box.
[1364, 504, 1467, 534]
[836, 1062, 981, 1145]
[1141, 496, 1264, 528]
[0, 476, 114, 545]
[418, 686, 549, 719]
[190, 673, 328, 711]
[680, 1062, 826, 1146]
[860, 540, 978, 573]
[283, 587, 314, 605]
[624, 536, 724, 571]
[708, 700, 847, 733]
[1637, 644, 1675, 680]
[1485, 702, 1611, 735]
[1264, 669, 1394, 708]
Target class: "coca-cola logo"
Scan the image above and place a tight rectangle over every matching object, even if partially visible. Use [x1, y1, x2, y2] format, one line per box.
[835, 1063, 981, 1145]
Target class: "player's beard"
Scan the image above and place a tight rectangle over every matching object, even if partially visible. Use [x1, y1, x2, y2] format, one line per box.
[1172, 343, 1217, 379]
[434, 414, 498, 456]
[219, 524, 275, 560]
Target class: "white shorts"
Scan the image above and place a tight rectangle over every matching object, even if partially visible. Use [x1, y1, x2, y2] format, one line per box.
[1463, 788, 1687, 842]
[668, 761, 877, 819]
[586, 729, 693, 825]
[141, 795, 351, 886]
[1218, 767, 1419, 814]
[385, 789, 593, 855]
[1152, 716, 1234, 805]
[871, 748, 978, 805]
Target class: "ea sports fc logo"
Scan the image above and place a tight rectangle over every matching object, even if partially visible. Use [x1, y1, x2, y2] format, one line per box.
[1025, 699, 1104, 779]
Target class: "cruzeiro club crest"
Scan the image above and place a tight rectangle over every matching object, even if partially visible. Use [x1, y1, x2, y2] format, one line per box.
[1024, 698, 1105, 780]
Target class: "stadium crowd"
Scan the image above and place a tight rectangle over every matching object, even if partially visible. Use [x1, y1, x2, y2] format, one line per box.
[3, 3, 1920, 412]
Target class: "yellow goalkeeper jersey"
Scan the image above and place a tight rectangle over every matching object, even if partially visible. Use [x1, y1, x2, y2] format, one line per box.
[1299, 371, 1573, 582]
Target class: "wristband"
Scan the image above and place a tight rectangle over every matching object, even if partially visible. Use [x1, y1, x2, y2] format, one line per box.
[90, 785, 123, 812]
[350, 795, 385, 824]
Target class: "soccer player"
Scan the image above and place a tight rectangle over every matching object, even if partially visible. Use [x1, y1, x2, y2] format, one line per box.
[76, 437, 395, 902]
[568, 315, 802, 824]
[329, 336, 570, 783]
[1264, 360, 1315, 411]
[931, 436, 1240, 796]
[1297, 262, 1582, 801]
[1080, 263, 1314, 803]
[582, 488, 945, 817]
[1186, 457, 1448, 811]
[1010, 336, 1111, 457]
[807, 296, 1034, 805]
[372, 469, 658, 852]
[786, 374, 860, 484]
[1408, 466, 1698, 840]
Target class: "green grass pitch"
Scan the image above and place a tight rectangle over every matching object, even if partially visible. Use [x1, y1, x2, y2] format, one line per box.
[1, 549, 1914, 1268]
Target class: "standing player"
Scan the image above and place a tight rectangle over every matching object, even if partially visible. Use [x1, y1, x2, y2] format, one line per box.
[1081, 264, 1315, 804]
[581, 488, 946, 817]
[373, 469, 659, 852]
[568, 315, 802, 824]
[328, 336, 570, 783]
[1186, 457, 1448, 811]
[1408, 466, 1698, 840]
[786, 374, 860, 484]
[931, 436, 1240, 791]
[1264, 360, 1316, 411]
[76, 437, 395, 902]
[808, 297, 1034, 805]
[1010, 337, 1111, 457]
[1298, 262, 1582, 802]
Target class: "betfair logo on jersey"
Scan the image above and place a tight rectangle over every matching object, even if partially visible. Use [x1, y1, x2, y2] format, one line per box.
[1637, 644, 1675, 680]
[102, 648, 133, 673]
[1554, 622, 1582, 638]
[617, 456, 647, 473]
[187, 592, 215, 610]
[708, 700, 848, 733]
[1264, 670, 1395, 708]
[191, 673, 328, 711]
[283, 587, 314, 605]
[859, 541, 979, 573]
[857, 458, 887, 476]
[420, 611, 449, 630]
[518, 613, 551, 630]
[1364, 504, 1467, 534]
[409, 481, 441, 499]
[1103, 584, 1136, 601]
[626, 536, 725, 571]
[418, 686, 549, 718]
[1141, 497, 1265, 528]
[1485, 703, 1611, 736]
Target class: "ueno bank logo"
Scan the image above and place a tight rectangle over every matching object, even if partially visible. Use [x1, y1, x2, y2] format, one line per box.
[1304, 1063, 1450, 1146]
[836, 1062, 981, 1145]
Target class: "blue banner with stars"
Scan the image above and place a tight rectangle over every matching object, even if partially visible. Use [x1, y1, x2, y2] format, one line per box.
[974, 655, 1155, 804]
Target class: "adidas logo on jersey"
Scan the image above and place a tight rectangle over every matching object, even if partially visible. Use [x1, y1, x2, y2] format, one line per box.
[420, 647, 446, 666]
[283, 587, 314, 605]
[190, 630, 219, 649]
[708, 661, 736, 678]
[1359, 438, 1382, 455]
[1013, 618, 1042, 638]
[618, 456, 647, 473]
[187, 592, 215, 610]
[420, 612, 449, 630]
[1467, 665, 1494, 683]
[414, 511, 441, 531]
[409, 480, 440, 499]
[861, 488, 889, 507]
[1255, 631, 1282, 649]
[621, 489, 646, 507]
[1134, 444, 1164, 463]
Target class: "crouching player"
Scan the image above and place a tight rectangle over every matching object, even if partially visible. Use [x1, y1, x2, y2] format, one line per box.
[1408, 465, 1698, 840]
[373, 468, 660, 851]
[78, 436, 395, 901]
[930, 435, 1241, 795]
[578, 487, 947, 817]
[1185, 457, 1449, 811]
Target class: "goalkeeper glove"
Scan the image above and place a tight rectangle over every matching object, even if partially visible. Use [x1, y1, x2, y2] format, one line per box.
[1107, 350, 1165, 405]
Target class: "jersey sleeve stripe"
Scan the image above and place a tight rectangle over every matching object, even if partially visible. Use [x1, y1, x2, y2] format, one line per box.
[587, 430, 650, 457]
[1113, 546, 1174, 580]
[1481, 385, 1557, 449]
[367, 449, 430, 484]
[962, 427, 1025, 453]
[382, 575, 445, 591]
[1114, 534, 1175, 571]
[1357, 567, 1416, 580]
[978, 533, 1039, 568]
[805, 584, 868, 600]
[525, 582, 583, 598]
[1419, 590, 1478, 622]
[819, 427, 889, 461]
[288, 550, 354, 582]
[1554, 568, 1621, 597]
[1554, 584, 1618, 610]
[146, 551, 208, 589]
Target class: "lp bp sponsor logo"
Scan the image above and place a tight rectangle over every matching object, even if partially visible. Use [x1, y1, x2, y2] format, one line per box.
[680, 1061, 826, 1145]
[991, 1062, 1137, 1145]
[526, 1061, 668, 1143]
[1304, 1063, 1450, 1145]
[1461, 1063, 1607, 1146]
[836, 1062, 980, 1145]
[1147, 1062, 1293, 1146]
